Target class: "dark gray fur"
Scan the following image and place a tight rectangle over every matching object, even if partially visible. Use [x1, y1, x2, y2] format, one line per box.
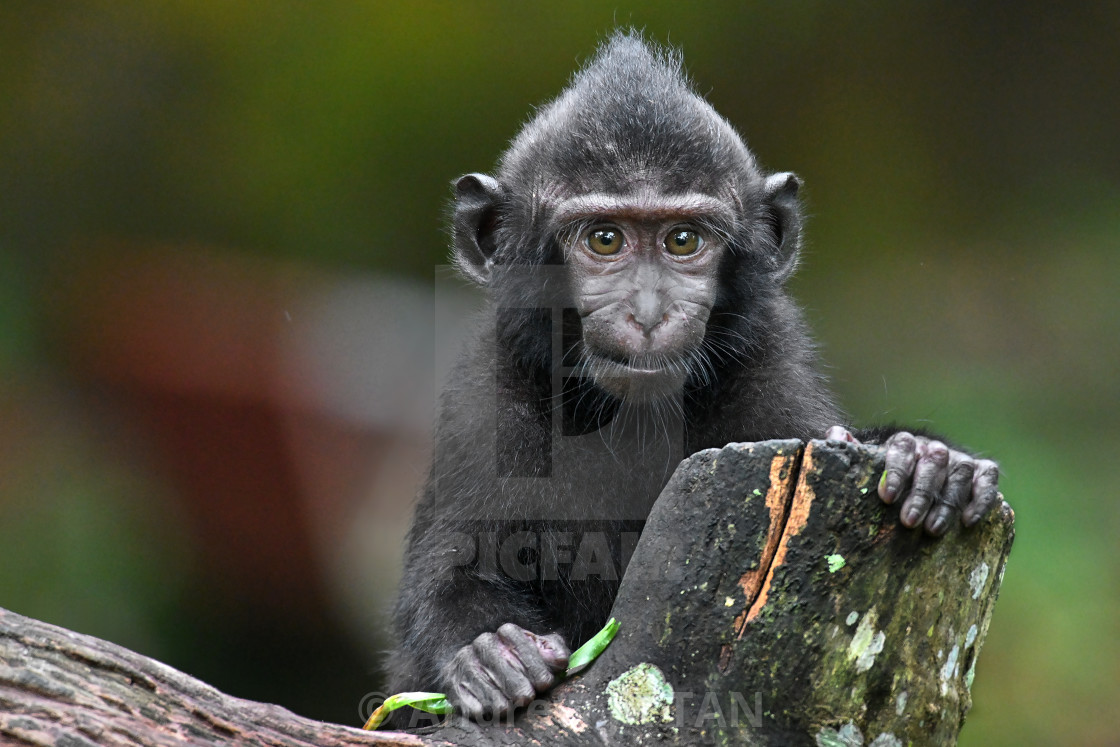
[386, 33, 841, 712]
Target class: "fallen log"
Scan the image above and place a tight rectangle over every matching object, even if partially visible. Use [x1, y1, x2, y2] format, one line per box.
[0, 439, 1013, 746]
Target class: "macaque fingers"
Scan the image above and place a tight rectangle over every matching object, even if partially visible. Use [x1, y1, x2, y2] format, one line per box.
[923, 458, 976, 536]
[824, 427, 1002, 535]
[472, 632, 535, 706]
[497, 623, 563, 690]
[880, 431, 918, 504]
[443, 645, 506, 719]
[963, 460, 1001, 527]
[442, 625, 571, 718]
[526, 630, 571, 671]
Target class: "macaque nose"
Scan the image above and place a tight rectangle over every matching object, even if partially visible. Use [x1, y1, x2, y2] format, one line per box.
[628, 292, 668, 335]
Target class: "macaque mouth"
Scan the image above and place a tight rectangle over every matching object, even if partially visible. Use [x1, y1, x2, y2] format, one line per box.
[587, 351, 677, 376]
[579, 350, 691, 401]
[623, 363, 665, 375]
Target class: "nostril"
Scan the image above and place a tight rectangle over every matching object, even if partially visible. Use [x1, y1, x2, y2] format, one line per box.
[627, 311, 668, 335]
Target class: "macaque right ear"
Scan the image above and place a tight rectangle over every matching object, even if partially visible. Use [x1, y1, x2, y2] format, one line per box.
[453, 173, 505, 286]
[761, 172, 804, 284]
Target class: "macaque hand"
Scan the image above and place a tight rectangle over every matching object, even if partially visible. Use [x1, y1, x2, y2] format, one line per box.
[440, 623, 570, 721]
[825, 426, 1001, 536]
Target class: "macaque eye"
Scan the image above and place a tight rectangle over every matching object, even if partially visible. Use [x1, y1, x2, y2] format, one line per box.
[586, 227, 623, 255]
[665, 228, 702, 256]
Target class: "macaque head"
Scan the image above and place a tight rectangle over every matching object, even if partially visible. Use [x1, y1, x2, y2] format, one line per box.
[450, 34, 803, 404]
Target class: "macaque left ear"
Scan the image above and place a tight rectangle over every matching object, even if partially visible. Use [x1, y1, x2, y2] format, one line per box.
[761, 172, 803, 283]
[453, 173, 506, 286]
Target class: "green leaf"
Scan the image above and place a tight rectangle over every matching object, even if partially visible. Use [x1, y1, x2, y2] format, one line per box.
[567, 617, 620, 675]
[362, 691, 453, 730]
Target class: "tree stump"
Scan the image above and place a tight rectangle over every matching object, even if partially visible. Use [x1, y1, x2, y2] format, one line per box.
[0, 440, 1013, 746]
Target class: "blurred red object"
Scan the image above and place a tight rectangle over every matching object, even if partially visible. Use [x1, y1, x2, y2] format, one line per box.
[52, 245, 437, 626]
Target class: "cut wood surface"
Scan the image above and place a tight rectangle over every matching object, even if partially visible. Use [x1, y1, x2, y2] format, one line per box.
[0, 439, 1014, 746]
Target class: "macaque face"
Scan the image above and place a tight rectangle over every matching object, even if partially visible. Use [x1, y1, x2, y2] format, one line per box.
[556, 190, 731, 403]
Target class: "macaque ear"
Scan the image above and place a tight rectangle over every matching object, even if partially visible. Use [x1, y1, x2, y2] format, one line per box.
[761, 172, 803, 283]
[453, 173, 506, 286]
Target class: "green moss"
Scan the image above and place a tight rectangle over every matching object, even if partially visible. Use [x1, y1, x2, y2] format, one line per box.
[847, 608, 886, 673]
[815, 722, 864, 746]
[969, 562, 990, 599]
[605, 662, 674, 725]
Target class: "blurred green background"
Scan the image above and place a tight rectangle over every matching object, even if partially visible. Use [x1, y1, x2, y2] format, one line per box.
[1, 2, 1117, 744]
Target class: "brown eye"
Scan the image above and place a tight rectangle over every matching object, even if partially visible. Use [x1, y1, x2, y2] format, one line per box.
[587, 227, 623, 255]
[665, 228, 701, 256]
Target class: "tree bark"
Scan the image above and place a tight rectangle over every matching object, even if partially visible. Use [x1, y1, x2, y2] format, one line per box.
[0, 440, 1013, 746]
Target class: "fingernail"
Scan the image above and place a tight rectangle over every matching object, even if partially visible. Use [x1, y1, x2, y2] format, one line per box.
[928, 515, 947, 536]
[878, 471, 891, 501]
[880, 472, 900, 503]
[903, 506, 921, 526]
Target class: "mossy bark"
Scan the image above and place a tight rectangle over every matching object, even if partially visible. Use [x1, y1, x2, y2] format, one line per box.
[0, 440, 1014, 746]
